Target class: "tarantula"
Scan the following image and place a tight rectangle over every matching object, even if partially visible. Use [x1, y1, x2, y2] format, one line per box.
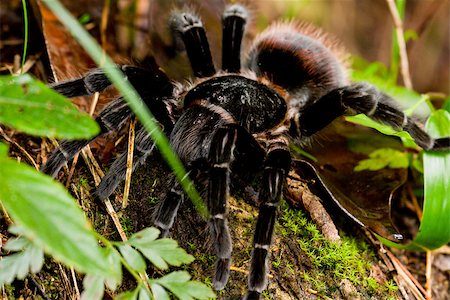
[41, 4, 449, 299]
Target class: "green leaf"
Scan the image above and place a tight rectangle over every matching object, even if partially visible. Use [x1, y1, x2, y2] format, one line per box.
[346, 114, 418, 148]
[0, 74, 99, 139]
[0, 237, 44, 285]
[103, 246, 123, 290]
[379, 110, 450, 250]
[443, 97, 450, 113]
[354, 148, 409, 171]
[80, 274, 105, 300]
[118, 244, 146, 272]
[138, 286, 152, 300]
[4, 236, 30, 252]
[0, 156, 110, 276]
[129, 227, 160, 244]
[151, 271, 216, 300]
[0, 142, 7, 156]
[128, 229, 194, 270]
[115, 289, 138, 300]
[150, 283, 170, 300]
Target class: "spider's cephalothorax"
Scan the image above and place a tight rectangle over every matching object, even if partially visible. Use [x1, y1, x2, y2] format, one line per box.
[41, 4, 450, 299]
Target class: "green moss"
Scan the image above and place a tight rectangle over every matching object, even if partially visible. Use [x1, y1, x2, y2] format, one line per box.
[261, 290, 273, 300]
[384, 279, 399, 294]
[119, 215, 134, 236]
[77, 176, 89, 188]
[276, 203, 390, 297]
[146, 196, 159, 206]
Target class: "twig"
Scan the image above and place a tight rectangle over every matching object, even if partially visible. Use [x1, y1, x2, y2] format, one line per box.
[425, 251, 433, 299]
[0, 127, 38, 170]
[66, 92, 100, 187]
[58, 264, 74, 299]
[386, 0, 413, 89]
[229, 266, 273, 279]
[407, 183, 423, 220]
[80, 146, 128, 241]
[0, 202, 13, 225]
[104, 198, 128, 241]
[122, 118, 136, 209]
[306, 288, 334, 300]
[29, 274, 51, 300]
[65, 154, 80, 187]
[385, 249, 429, 300]
[70, 267, 80, 299]
[100, 0, 111, 49]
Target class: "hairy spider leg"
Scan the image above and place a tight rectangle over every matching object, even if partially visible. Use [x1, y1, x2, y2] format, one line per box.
[221, 4, 248, 73]
[96, 125, 157, 200]
[170, 11, 215, 77]
[246, 139, 291, 299]
[41, 65, 175, 177]
[291, 82, 450, 151]
[41, 97, 132, 177]
[153, 174, 186, 237]
[207, 126, 238, 290]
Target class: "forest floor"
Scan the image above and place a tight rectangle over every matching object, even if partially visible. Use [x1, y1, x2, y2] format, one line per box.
[1, 0, 449, 299]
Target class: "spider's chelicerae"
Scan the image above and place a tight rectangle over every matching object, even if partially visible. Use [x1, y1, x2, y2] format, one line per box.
[42, 4, 449, 299]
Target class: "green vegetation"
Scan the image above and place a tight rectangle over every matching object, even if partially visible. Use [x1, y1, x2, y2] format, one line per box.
[277, 204, 399, 297]
[0, 72, 214, 300]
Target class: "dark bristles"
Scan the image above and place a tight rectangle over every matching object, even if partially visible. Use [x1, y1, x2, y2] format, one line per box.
[170, 12, 215, 77]
[222, 4, 248, 72]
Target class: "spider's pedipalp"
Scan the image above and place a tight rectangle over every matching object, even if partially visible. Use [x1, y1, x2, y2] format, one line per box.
[170, 11, 215, 77]
[222, 4, 248, 73]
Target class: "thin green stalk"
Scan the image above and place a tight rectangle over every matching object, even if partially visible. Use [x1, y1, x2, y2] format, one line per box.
[20, 0, 29, 74]
[389, 0, 406, 84]
[42, 0, 207, 217]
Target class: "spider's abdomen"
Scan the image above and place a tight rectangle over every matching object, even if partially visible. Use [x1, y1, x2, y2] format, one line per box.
[184, 75, 286, 133]
[247, 23, 347, 105]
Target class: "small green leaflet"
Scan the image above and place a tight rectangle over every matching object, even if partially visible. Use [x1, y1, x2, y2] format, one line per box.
[81, 274, 105, 300]
[0, 148, 112, 277]
[0, 74, 99, 139]
[118, 244, 146, 272]
[0, 237, 44, 286]
[346, 114, 418, 149]
[354, 148, 409, 171]
[150, 271, 216, 300]
[128, 228, 194, 270]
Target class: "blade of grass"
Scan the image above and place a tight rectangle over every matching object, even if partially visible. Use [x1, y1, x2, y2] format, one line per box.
[379, 110, 450, 251]
[20, 0, 29, 74]
[41, 0, 207, 217]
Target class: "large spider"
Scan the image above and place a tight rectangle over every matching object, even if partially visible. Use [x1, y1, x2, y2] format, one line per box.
[41, 4, 449, 299]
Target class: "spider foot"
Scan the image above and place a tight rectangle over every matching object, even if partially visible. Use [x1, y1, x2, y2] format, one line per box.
[244, 290, 261, 300]
[213, 258, 231, 290]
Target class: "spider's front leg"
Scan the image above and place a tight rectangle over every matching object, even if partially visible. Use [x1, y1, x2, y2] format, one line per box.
[291, 82, 450, 150]
[41, 65, 175, 177]
[207, 125, 238, 290]
[246, 137, 291, 300]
